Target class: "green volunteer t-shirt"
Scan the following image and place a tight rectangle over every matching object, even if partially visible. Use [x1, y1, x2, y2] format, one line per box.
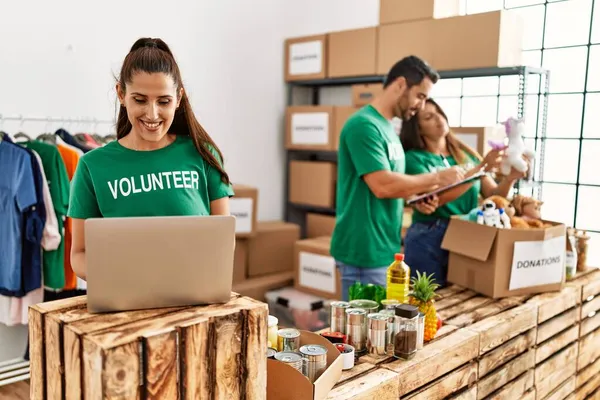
[405, 150, 480, 222]
[330, 105, 405, 268]
[20, 141, 69, 290]
[67, 135, 234, 219]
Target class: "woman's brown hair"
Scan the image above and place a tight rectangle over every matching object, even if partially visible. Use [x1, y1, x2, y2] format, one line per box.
[116, 37, 230, 185]
[400, 98, 482, 164]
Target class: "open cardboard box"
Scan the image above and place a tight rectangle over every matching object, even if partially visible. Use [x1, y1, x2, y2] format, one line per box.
[267, 330, 342, 400]
[441, 217, 567, 298]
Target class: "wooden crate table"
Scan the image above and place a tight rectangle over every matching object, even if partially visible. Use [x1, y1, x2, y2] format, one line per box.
[325, 270, 600, 400]
[28, 292, 268, 400]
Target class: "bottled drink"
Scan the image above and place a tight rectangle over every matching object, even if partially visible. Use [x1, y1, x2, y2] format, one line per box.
[386, 253, 410, 303]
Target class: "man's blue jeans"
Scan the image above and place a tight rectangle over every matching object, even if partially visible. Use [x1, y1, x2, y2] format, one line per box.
[403, 220, 450, 287]
[336, 262, 388, 302]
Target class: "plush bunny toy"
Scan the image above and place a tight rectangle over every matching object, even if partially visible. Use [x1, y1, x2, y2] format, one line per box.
[489, 117, 535, 178]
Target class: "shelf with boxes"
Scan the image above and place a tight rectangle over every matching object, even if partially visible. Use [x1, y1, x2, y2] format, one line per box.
[283, 0, 552, 238]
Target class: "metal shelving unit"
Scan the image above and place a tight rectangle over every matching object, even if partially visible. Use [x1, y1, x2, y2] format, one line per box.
[284, 66, 550, 235]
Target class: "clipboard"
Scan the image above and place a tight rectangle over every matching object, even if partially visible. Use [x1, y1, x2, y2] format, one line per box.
[406, 170, 487, 205]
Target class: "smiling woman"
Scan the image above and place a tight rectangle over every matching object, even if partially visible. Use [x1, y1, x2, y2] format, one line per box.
[66, 37, 234, 280]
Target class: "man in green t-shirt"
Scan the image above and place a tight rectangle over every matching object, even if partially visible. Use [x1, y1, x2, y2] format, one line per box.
[330, 56, 464, 301]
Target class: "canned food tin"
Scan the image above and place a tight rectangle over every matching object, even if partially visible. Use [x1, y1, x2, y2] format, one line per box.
[275, 351, 303, 372]
[349, 299, 379, 314]
[277, 328, 301, 352]
[300, 345, 328, 383]
[267, 347, 277, 359]
[380, 299, 400, 310]
[345, 308, 368, 354]
[330, 301, 351, 334]
[367, 313, 389, 356]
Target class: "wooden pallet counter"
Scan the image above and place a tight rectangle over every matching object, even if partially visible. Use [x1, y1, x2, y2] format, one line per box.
[28, 292, 268, 400]
[326, 270, 600, 400]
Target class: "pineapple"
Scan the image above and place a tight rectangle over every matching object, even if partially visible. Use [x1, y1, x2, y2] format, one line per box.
[408, 271, 440, 342]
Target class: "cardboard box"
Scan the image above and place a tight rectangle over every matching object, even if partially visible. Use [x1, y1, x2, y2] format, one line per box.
[379, 0, 461, 24]
[285, 34, 328, 82]
[289, 161, 337, 208]
[231, 184, 258, 237]
[267, 330, 343, 400]
[433, 10, 524, 71]
[233, 238, 248, 283]
[451, 126, 506, 156]
[307, 213, 336, 239]
[441, 218, 567, 298]
[285, 106, 357, 151]
[327, 27, 378, 78]
[377, 19, 436, 75]
[232, 271, 294, 302]
[248, 221, 300, 278]
[294, 237, 342, 300]
[351, 83, 383, 106]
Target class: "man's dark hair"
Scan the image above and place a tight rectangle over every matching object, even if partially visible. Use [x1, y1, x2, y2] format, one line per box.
[383, 55, 440, 88]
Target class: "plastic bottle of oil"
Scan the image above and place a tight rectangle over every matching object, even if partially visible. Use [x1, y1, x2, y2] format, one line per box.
[386, 253, 410, 304]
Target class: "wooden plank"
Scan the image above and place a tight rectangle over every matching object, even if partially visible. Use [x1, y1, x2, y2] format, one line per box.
[477, 349, 535, 399]
[436, 290, 478, 311]
[535, 342, 578, 384]
[337, 362, 377, 386]
[359, 354, 392, 366]
[439, 297, 495, 321]
[431, 325, 458, 343]
[466, 304, 538, 355]
[566, 269, 600, 302]
[242, 305, 268, 400]
[581, 273, 600, 300]
[575, 373, 600, 400]
[535, 325, 579, 365]
[527, 286, 580, 324]
[537, 308, 579, 345]
[382, 329, 479, 396]
[478, 329, 536, 379]
[536, 363, 577, 399]
[445, 296, 526, 328]
[448, 386, 477, 400]
[577, 327, 600, 371]
[437, 285, 468, 300]
[325, 368, 399, 400]
[581, 295, 600, 318]
[484, 370, 534, 400]
[143, 331, 178, 399]
[543, 376, 576, 400]
[404, 362, 478, 400]
[522, 389, 537, 400]
[576, 356, 600, 389]
[28, 295, 87, 400]
[579, 311, 600, 338]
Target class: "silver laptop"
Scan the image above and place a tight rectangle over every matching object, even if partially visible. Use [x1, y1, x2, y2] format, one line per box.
[84, 215, 235, 313]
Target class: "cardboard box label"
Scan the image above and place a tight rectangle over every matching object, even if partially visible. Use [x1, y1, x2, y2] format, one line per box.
[230, 198, 254, 234]
[299, 251, 336, 294]
[291, 112, 329, 145]
[289, 40, 323, 76]
[508, 235, 565, 291]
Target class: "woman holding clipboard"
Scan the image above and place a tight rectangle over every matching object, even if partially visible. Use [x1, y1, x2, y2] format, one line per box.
[400, 99, 528, 287]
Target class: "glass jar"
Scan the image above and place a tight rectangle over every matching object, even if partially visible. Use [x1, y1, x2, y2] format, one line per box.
[393, 304, 419, 360]
[267, 315, 278, 349]
[416, 312, 425, 350]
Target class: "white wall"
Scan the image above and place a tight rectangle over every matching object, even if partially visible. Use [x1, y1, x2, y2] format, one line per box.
[0, 0, 381, 361]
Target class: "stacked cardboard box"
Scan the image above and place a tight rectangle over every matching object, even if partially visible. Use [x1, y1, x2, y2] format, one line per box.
[283, 0, 525, 81]
[231, 184, 300, 301]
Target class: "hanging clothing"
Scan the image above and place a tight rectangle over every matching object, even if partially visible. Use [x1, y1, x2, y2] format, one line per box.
[19, 140, 70, 290]
[56, 128, 93, 153]
[57, 144, 80, 290]
[32, 150, 61, 252]
[0, 140, 37, 294]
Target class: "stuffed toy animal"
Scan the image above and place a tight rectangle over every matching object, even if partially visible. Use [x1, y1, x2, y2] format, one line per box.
[486, 195, 530, 229]
[477, 199, 511, 228]
[511, 195, 549, 228]
[489, 117, 535, 178]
